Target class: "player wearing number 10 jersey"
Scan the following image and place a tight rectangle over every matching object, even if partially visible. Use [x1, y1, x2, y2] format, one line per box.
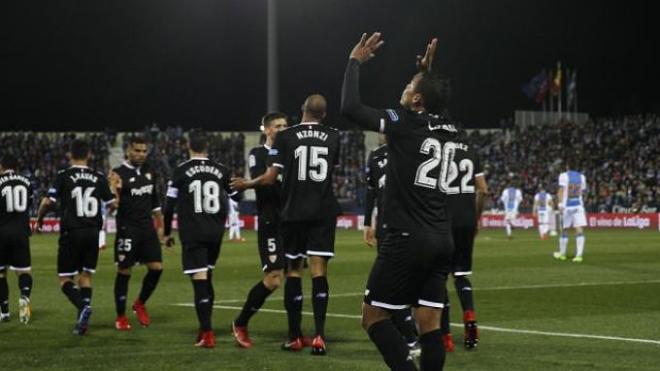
[0, 154, 34, 324]
[342, 33, 454, 370]
[231, 95, 341, 355]
[163, 129, 241, 348]
[37, 139, 118, 335]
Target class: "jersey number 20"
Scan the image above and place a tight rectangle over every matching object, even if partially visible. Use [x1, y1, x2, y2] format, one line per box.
[414, 139, 474, 193]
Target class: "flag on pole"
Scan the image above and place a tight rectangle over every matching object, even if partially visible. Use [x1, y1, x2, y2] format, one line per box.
[567, 69, 577, 109]
[522, 71, 547, 101]
[536, 72, 550, 104]
[551, 62, 562, 96]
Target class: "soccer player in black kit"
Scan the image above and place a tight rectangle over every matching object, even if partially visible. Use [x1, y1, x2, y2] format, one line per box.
[163, 129, 241, 349]
[110, 136, 165, 331]
[0, 154, 34, 324]
[441, 130, 489, 351]
[37, 139, 119, 335]
[342, 33, 455, 370]
[364, 139, 420, 355]
[231, 95, 341, 355]
[231, 112, 288, 348]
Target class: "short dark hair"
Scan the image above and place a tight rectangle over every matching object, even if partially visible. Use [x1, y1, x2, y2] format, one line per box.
[70, 139, 90, 160]
[128, 135, 147, 147]
[188, 129, 208, 153]
[1, 154, 18, 170]
[415, 71, 451, 115]
[262, 112, 288, 128]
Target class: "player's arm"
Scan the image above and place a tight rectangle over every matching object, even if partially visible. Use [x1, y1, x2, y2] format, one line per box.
[149, 175, 164, 243]
[109, 171, 122, 206]
[230, 167, 279, 191]
[101, 175, 119, 212]
[340, 33, 387, 132]
[162, 175, 180, 247]
[532, 198, 539, 216]
[35, 197, 54, 231]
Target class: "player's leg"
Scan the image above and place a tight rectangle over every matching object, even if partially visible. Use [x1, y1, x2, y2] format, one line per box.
[282, 258, 305, 350]
[391, 308, 419, 352]
[133, 229, 164, 327]
[572, 209, 587, 262]
[57, 231, 85, 316]
[440, 294, 454, 353]
[183, 243, 215, 348]
[12, 234, 33, 324]
[114, 231, 134, 329]
[414, 306, 445, 370]
[363, 231, 419, 370]
[555, 209, 571, 260]
[0, 267, 8, 321]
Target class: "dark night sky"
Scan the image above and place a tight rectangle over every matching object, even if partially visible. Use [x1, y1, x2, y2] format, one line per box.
[2, 0, 658, 131]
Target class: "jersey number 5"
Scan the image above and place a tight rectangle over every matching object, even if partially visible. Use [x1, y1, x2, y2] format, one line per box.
[294, 145, 328, 182]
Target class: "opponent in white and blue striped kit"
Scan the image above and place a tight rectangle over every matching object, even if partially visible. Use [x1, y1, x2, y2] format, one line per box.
[500, 186, 522, 238]
[533, 190, 554, 239]
[555, 169, 587, 262]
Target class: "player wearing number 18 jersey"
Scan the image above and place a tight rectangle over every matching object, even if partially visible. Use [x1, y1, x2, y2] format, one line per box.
[231, 95, 341, 355]
[163, 129, 241, 348]
[342, 33, 454, 370]
[37, 139, 118, 335]
[0, 154, 34, 324]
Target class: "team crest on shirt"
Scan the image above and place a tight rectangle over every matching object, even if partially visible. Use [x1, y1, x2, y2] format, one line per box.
[118, 254, 125, 262]
[269, 255, 277, 263]
[129, 177, 135, 183]
[145, 173, 152, 180]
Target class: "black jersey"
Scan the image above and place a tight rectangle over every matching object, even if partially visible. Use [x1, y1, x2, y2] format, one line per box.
[47, 165, 115, 230]
[113, 162, 161, 228]
[0, 170, 33, 235]
[446, 135, 484, 227]
[166, 157, 237, 243]
[267, 123, 341, 222]
[364, 144, 388, 229]
[342, 59, 458, 231]
[248, 145, 281, 223]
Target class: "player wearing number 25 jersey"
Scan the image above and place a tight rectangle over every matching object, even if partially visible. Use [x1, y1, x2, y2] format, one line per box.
[37, 139, 118, 335]
[163, 129, 241, 348]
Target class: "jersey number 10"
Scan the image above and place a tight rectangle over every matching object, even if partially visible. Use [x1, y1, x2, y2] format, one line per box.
[2, 185, 28, 212]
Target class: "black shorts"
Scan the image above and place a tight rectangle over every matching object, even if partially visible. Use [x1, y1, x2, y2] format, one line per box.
[452, 225, 476, 276]
[58, 228, 100, 277]
[114, 224, 162, 269]
[258, 219, 285, 272]
[0, 229, 31, 271]
[181, 240, 221, 275]
[364, 228, 454, 310]
[281, 218, 336, 259]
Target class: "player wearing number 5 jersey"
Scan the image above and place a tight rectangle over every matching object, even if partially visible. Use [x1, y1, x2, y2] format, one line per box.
[342, 33, 454, 370]
[554, 161, 587, 263]
[37, 139, 119, 335]
[231, 95, 341, 355]
[0, 154, 34, 324]
[232, 112, 288, 349]
[163, 129, 241, 348]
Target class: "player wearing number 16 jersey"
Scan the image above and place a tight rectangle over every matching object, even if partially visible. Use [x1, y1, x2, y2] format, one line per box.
[231, 95, 341, 355]
[163, 129, 241, 348]
[37, 139, 118, 335]
[342, 33, 454, 370]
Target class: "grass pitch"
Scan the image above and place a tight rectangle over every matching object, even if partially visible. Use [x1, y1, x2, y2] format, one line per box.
[1, 228, 658, 370]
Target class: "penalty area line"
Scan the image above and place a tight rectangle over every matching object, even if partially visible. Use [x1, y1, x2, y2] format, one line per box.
[170, 303, 660, 346]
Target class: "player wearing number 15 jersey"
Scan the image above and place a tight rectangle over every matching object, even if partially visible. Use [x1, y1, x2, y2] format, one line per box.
[0, 154, 34, 324]
[37, 139, 118, 335]
[231, 95, 341, 355]
[342, 33, 454, 370]
[163, 129, 241, 348]
[555, 161, 587, 263]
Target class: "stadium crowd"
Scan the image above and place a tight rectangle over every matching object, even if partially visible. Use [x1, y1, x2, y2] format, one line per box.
[0, 132, 111, 216]
[471, 114, 659, 213]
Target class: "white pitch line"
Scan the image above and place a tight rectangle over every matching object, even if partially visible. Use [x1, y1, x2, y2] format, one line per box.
[171, 303, 660, 346]
[213, 279, 660, 304]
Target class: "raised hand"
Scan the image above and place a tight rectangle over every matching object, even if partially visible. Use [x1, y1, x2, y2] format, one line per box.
[416, 38, 438, 72]
[349, 32, 385, 64]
